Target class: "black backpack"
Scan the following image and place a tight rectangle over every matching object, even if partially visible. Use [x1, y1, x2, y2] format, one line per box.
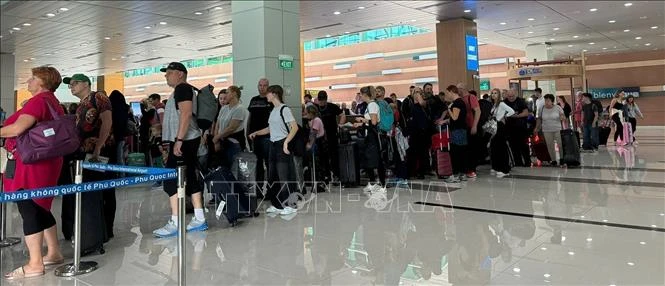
[279, 106, 307, 157]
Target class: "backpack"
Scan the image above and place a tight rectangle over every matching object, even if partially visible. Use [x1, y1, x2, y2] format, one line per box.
[193, 84, 217, 131]
[279, 105, 307, 157]
[376, 99, 394, 132]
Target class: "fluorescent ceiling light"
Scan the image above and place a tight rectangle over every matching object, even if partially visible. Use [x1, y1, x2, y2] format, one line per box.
[333, 63, 352, 70]
[652, 26, 659, 29]
[214, 77, 228, 83]
[364, 53, 384, 59]
[12, 27, 20, 31]
[46, 13, 55, 17]
[22, 23, 31, 26]
[573, 35, 579, 38]
[195, 12, 203, 15]
[23, 59, 29, 62]
[416, 53, 437, 60]
[553, 27, 560, 31]
[527, 18, 535, 21]
[602, 47, 607, 50]
[214, 6, 223, 10]
[568, 45, 574, 47]
[344, 31, 350, 34]
[608, 20, 616, 23]
[358, 6, 365, 10]
[104, 37, 111, 40]
[304, 76, 321, 82]
[500, 22, 506, 25]
[624, 29, 630, 32]
[382, 69, 402, 75]
[325, 34, 331, 37]
[550, 38, 555, 41]
[59, 7, 69, 11]
[464, 9, 471, 13]
[589, 8, 598, 12]
[583, 49, 588, 52]
[635, 36, 642, 39]
[645, 43, 651, 46]
[330, 84, 356, 90]
[333, 11, 341, 15]
[589, 42, 595, 45]
[624, 3, 633, 7]
[160, 22, 167, 25]
[528, 31, 534, 34]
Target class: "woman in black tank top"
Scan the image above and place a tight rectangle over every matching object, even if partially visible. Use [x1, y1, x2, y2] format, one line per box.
[610, 90, 626, 145]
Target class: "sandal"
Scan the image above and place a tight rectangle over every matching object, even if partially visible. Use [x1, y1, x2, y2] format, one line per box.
[4, 266, 45, 280]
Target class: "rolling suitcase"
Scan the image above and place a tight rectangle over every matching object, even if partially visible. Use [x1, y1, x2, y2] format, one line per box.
[622, 122, 633, 144]
[338, 142, 360, 187]
[62, 191, 107, 256]
[204, 167, 257, 225]
[532, 132, 552, 162]
[231, 151, 258, 195]
[434, 126, 453, 177]
[560, 129, 581, 167]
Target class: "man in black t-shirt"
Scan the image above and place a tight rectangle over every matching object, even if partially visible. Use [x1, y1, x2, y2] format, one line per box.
[503, 89, 531, 167]
[247, 78, 273, 191]
[317, 91, 346, 178]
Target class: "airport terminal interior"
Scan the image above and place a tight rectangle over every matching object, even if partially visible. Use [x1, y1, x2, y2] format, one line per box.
[0, 1, 664, 285]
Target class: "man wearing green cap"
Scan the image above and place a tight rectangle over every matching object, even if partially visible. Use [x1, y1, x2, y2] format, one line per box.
[63, 73, 117, 241]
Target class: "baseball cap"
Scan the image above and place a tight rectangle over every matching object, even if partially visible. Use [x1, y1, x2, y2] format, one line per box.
[160, 62, 188, 74]
[63, 74, 91, 85]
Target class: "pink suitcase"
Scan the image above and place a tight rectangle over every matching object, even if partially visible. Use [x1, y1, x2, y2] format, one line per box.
[622, 122, 633, 144]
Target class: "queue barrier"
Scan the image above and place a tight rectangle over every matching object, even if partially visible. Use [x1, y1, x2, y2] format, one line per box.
[0, 161, 187, 286]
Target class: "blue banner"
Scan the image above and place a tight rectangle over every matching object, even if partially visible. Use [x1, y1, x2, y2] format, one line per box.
[1, 164, 177, 203]
[588, 87, 640, 100]
[466, 35, 479, 72]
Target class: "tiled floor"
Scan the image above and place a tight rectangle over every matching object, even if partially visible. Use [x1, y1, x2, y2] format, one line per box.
[1, 128, 664, 285]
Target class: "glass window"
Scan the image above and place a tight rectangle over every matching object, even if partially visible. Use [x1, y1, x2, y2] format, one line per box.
[207, 56, 222, 65]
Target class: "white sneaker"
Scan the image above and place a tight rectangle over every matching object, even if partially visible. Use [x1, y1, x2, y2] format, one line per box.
[266, 206, 280, 213]
[186, 217, 208, 232]
[496, 172, 509, 178]
[153, 220, 178, 238]
[280, 207, 297, 216]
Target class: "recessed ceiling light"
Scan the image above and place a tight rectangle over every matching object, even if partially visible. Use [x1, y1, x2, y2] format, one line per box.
[194, 11, 203, 15]
[144, 26, 151, 29]
[214, 6, 223, 10]
[568, 251, 575, 255]
[121, 56, 126, 59]
[333, 11, 341, 15]
[528, 31, 534, 34]
[12, 27, 20, 31]
[160, 22, 167, 25]
[590, 8, 598, 12]
[22, 23, 31, 26]
[358, 6, 365, 10]
[589, 42, 595, 45]
[651, 26, 659, 29]
[568, 45, 574, 47]
[586, 238, 593, 242]
[553, 27, 560, 31]
[550, 38, 555, 41]
[624, 2, 633, 7]
[640, 241, 646, 245]
[23, 59, 28, 62]
[635, 36, 642, 39]
[104, 36, 111, 40]
[627, 262, 635, 266]
[527, 18, 535, 21]
[464, 9, 471, 13]
[46, 13, 56, 17]
[583, 49, 588, 52]
[573, 35, 579, 38]
[59, 7, 69, 11]
[645, 43, 651, 46]
[325, 34, 331, 37]
[544, 274, 551, 278]
[608, 20, 616, 23]
[624, 29, 630, 32]
[500, 22, 507, 25]
[344, 31, 350, 34]
[603, 47, 607, 50]
[411, 19, 417, 22]
[513, 267, 521, 273]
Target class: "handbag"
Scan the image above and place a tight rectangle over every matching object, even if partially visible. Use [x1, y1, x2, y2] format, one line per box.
[482, 119, 497, 136]
[16, 102, 80, 164]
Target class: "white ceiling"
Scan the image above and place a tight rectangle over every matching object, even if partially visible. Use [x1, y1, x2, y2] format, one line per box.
[1, 1, 664, 82]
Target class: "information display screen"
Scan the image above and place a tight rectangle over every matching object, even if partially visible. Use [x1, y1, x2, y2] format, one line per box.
[466, 35, 479, 72]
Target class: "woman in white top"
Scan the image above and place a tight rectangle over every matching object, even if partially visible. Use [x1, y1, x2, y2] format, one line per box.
[353, 86, 386, 192]
[534, 94, 566, 166]
[489, 88, 516, 177]
[623, 95, 643, 143]
[212, 86, 246, 168]
[248, 85, 299, 216]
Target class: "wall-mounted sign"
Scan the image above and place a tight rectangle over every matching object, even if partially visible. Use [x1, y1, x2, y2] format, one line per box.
[589, 87, 640, 99]
[465, 35, 479, 72]
[278, 55, 294, 70]
[517, 67, 543, 76]
[479, 79, 490, 91]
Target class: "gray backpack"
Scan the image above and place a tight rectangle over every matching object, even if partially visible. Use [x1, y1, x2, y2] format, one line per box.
[193, 84, 217, 131]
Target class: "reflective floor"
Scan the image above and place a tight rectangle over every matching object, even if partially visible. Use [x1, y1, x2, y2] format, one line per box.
[1, 128, 664, 285]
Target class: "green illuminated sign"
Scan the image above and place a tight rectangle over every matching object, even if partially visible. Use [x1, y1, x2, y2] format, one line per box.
[278, 55, 294, 70]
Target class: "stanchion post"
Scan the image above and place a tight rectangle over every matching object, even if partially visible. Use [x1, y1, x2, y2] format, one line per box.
[177, 166, 186, 286]
[55, 160, 98, 277]
[0, 201, 21, 248]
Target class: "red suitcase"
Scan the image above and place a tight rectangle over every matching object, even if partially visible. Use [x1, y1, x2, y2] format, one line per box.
[531, 132, 551, 162]
[435, 126, 453, 177]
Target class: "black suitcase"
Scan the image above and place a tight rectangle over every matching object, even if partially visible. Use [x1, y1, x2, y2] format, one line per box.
[338, 142, 360, 187]
[61, 191, 107, 256]
[560, 129, 581, 167]
[204, 167, 258, 225]
[599, 127, 611, 145]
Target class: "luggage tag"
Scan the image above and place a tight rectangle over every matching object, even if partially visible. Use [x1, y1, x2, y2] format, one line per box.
[215, 200, 226, 219]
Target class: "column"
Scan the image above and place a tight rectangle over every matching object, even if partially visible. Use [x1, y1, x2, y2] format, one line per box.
[96, 73, 125, 94]
[231, 0, 301, 122]
[0, 53, 16, 116]
[525, 43, 555, 95]
[436, 18, 479, 91]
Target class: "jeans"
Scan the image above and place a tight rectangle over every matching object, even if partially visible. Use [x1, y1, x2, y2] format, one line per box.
[220, 140, 241, 169]
[267, 139, 298, 209]
[252, 136, 271, 188]
[592, 126, 599, 149]
[583, 124, 594, 150]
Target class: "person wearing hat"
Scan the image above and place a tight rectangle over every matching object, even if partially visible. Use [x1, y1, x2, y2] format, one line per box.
[63, 73, 117, 242]
[153, 62, 207, 238]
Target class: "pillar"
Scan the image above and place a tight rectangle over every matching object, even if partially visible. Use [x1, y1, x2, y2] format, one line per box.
[436, 18, 479, 91]
[0, 53, 16, 116]
[231, 0, 302, 122]
[96, 73, 125, 94]
[525, 43, 555, 95]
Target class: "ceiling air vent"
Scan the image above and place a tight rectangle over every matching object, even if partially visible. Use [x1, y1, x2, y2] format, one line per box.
[132, 35, 173, 45]
[133, 57, 163, 63]
[74, 51, 102, 59]
[198, 43, 232, 52]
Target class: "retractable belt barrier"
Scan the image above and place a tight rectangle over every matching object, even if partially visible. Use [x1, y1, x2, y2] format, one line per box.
[1, 161, 186, 285]
[0, 163, 177, 203]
